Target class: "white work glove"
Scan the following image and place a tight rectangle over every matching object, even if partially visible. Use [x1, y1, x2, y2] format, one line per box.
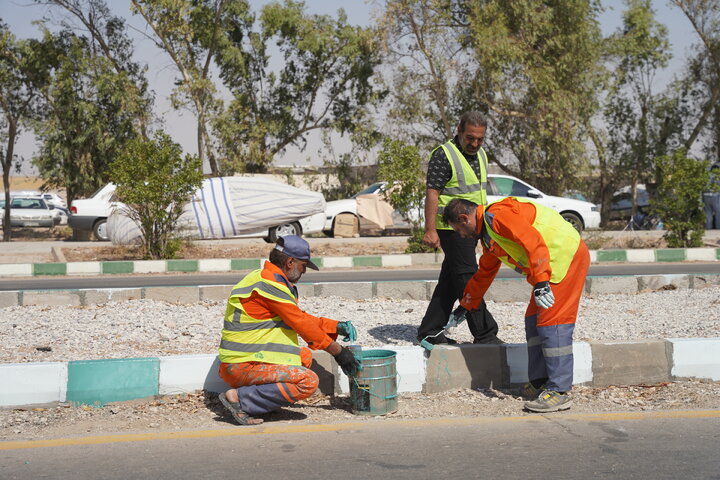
[533, 281, 555, 309]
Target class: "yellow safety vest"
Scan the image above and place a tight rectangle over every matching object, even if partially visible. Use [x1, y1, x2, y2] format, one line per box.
[436, 141, 488, 230]
[218, 269, 301, 365]
[483, 198, 580, 283]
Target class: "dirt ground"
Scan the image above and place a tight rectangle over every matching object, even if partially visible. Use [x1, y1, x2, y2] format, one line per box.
[2, 380, 718, 441]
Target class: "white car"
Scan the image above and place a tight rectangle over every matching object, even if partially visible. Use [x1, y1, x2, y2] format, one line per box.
[323, 175, 601, 236]
[0, 196, 61, 228]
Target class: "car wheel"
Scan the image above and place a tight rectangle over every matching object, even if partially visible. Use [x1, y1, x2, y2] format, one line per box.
[561, 212, 584, 232]
[268, 222, 302, 243]
[93, 219, 109, 241]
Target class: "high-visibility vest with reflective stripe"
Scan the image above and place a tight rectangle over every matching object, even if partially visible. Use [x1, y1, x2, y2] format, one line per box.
[483, 198, 580, 283]
[436, 142, 488, 230]
[218, 269, 301, 365]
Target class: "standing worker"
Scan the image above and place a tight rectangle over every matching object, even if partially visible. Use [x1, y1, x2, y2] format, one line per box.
[703, 163, 720, 229]
[418, 111, 502, 345]
[217, 235, 362, 425]
[443, 197, 590, 413]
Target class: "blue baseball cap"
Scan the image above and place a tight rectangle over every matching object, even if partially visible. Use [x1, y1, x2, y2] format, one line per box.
[273, 235, 319, 270]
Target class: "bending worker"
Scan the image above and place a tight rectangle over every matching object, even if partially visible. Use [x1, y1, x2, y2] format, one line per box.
[442, 197, 590, 413]
[217, 235, 361, 425]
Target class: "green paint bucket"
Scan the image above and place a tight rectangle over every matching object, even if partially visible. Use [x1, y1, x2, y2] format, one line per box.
[349, 349, 398, 416]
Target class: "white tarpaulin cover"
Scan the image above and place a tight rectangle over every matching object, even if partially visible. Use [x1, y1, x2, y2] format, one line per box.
[108, 176, 326, 245]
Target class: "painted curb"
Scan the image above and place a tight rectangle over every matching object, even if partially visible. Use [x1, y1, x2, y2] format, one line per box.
[1, 248, 719, 278]
[3, 339, 719, 408]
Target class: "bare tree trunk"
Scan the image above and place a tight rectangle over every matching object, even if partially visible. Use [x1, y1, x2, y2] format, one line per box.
[2, 119, 17, 241]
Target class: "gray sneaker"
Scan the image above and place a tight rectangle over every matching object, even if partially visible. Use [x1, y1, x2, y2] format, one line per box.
[524, 390, 572, 413]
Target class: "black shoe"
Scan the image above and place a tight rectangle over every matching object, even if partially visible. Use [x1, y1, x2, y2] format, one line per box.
[473, 336, 505, 345]
[418, 334, 458, 345]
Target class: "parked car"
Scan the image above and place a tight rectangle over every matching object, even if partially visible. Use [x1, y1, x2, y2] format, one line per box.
[71, 177, 327, 243]
[0, 196, 59, 228]
[323, 175, 601, 236]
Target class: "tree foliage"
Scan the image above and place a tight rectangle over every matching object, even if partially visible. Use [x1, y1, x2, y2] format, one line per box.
[651, 149, 709, 247]
[31, 29, 142, 202]
[109, 131, 204, 259]
[212, 0, 384, 174]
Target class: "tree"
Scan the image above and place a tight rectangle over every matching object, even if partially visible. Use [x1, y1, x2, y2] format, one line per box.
[109, 131, 204, 259]
[212, 0, 384, 173]
[591, 0, 670, 225]
[651, 149, 709, 247]
[376, 137, 430, 253]
[0, 24, 51, 241]
[463, 0, 605, 195]
[32, 29, 142, 202]
[40, 0, 154, 137]
[376, 0, 469, 148]
[130, 0, 240, 176]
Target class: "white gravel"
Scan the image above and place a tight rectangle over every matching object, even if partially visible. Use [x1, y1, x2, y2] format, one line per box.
[2, 285, 719, 363]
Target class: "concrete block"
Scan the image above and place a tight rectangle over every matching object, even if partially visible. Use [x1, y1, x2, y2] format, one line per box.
[0, 291, 18, 308]
[586, 276, 638, 295]
[686, 248, 718, 262]
[590, 340, 671, 387]
[410, 252, 443, 266]
[315, 282, 373, 300]
[596, 250, 627, 262]
[626, 249, 656, 263]
[101, 261, 133, 274]
[296, 283, 316, 298]
[199, 285, 230, 302]
[375, 281, 428, 300]
[424, 344, 504, 393]
[637, 274, 690, 292]
[144, 286, 200, 304]
[66, 262, 101, 275]
[485, 278, 528, 302]
[309, 350, 336, 396]
[83, 288, 143, 305]
[134, 260, 166, 274]
[381, 254, 412, 267]
[198, 259, 231, 272]
[22, 290, 81, 307]
[0, 263, 33, 276]
[669, 338, 720, 381]
[655, 249, 686, 262]
[167, 260, 199, 272]
[573, 341, 593, 385]
[691, 274, 720, 288]
[67, 357, 159, 406]
[322, 257, 353, 268]
[589, 250, 597, 263]
[0, 362, 68, 407]
[159, 354, 225, 395]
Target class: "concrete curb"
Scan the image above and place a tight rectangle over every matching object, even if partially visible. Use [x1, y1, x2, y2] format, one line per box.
[1, 247, 719, 278]
[1, 273, 719, 308]
[2, 338, 718, 408]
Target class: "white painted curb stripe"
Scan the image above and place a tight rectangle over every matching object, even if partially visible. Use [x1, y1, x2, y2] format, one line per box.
[626, 249, 656, 262]
[668, 338, 720, 381]
[0, 362, 68, 407]
[67, 261, 101, 275]
[159, 354, 226, 395]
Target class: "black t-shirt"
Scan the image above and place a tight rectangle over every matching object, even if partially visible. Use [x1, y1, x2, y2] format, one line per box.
[426, 136, 484, 191]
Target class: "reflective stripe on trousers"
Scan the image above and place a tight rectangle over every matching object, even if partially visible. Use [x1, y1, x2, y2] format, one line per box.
[523, 241, 590, 392]
[218, 347, 318, 416]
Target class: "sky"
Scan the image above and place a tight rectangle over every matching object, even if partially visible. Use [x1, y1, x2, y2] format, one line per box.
[1, 0, 699, 175]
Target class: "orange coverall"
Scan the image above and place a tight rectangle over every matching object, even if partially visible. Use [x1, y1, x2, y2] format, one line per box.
[218, 262, 339, 415]
[460, 198, 590, 392]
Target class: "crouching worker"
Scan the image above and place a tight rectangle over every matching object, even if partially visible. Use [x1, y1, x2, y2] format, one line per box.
[217, 235, 362, 425]
[443, 198, 590, 413]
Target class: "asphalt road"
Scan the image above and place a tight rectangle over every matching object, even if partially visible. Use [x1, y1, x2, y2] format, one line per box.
[1, 410, 719, 479]
[1, 263, 719, 291]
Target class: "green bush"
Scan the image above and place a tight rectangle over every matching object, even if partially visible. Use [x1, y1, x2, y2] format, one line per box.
[109, 131, 204, 259]
[651, 149, 710, 248]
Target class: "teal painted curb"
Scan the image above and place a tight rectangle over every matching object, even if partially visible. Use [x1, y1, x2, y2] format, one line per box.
[1, 248, 720, 278]
[66, 357, 160, 407]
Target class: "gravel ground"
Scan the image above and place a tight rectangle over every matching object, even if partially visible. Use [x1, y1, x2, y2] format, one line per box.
[2, 286, 719, 363]
[2, 285, 719, 440]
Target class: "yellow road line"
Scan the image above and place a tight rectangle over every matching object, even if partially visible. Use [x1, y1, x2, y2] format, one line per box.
[2, 409, 719, 451]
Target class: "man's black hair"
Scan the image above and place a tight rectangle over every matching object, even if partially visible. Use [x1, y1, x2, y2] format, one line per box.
[442, 198, 479, 225]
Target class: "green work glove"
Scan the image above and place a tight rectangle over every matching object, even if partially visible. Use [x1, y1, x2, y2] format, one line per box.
[336, 321, 357, 342]
[334, 346, 363, 376]
[447, 305, 468, 329]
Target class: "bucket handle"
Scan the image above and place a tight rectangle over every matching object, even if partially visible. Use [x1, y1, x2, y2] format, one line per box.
[350, 372, 401, 400]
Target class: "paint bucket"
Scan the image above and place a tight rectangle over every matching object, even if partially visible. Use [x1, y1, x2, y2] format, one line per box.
[349, 349, 398, 416]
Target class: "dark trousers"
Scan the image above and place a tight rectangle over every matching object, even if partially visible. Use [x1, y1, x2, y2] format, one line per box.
[418, 229, 499, 342]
